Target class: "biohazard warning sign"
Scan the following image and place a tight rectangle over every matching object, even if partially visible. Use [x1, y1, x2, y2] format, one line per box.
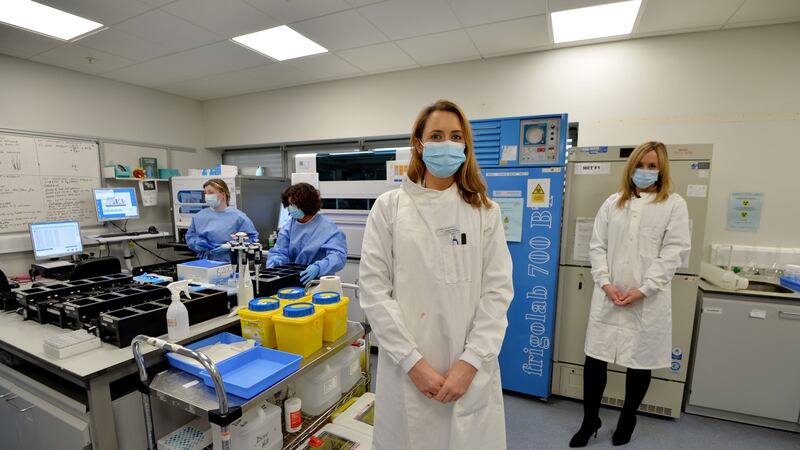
[527, 178, 550, 208]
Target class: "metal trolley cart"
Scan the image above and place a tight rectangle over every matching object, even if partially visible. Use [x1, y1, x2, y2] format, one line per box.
[132, 320, 371, 449]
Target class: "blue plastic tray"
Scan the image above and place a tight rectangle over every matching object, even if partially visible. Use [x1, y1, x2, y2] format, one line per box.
[198, 346, 302, 399]
[165, 332, 258, 378]
[779, 276, 800, 293]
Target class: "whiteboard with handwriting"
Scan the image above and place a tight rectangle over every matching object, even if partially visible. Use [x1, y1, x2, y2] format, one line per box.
[0, 133, 101, 233]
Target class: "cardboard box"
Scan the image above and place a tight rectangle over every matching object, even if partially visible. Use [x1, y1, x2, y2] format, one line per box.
[177, 260, 234, 285]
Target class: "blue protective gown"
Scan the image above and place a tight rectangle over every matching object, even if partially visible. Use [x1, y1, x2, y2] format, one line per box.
[185, 207, 258, 261]
[267, 213, 347, 276]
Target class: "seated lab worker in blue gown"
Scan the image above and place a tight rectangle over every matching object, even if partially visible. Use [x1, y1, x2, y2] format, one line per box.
[185, 178, 258, 261]
[267, 183, 347, 284]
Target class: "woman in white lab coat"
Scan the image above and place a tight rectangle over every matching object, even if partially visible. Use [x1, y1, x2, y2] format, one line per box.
[359, 100, 514, 450]
[570, 141, 691, 447]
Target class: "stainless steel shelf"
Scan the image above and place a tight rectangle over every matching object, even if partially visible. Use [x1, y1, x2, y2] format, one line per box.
[149, 322, 365, 416]
[282, 375, 369, 449]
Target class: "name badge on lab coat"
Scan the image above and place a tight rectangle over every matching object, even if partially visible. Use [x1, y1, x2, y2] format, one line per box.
[435, 225, 461, 245]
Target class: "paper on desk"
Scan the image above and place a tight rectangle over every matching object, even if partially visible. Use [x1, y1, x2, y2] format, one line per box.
[169, 339, 256, 367]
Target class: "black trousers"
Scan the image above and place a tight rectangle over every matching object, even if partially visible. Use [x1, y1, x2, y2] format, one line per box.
[581, 355, 651, 423]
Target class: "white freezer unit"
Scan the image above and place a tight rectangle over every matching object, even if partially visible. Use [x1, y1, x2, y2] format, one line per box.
[294, 149, 410, 257]
[552, 144, 712, 418]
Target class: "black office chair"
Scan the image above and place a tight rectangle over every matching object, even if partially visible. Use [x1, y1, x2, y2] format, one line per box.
[0, 268, 9, 293]
[71, 256, 122, 280]
[1, 268, 16, 310]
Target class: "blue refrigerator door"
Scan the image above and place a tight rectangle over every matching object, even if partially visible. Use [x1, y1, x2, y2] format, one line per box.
[483, 166, 564, 398]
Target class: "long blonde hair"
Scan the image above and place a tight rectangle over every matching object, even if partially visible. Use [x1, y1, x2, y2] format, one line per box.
[406, 99, 491, 209]
[617, 141, 672, 208]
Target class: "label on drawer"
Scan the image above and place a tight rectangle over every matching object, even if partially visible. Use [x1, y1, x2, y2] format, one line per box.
[749, 309, 767, 319]
[703, 307, 722, 314]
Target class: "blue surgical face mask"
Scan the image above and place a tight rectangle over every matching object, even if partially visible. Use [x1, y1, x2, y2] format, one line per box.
[632, 169, 659, 189]
[422, 141, 466, 178]
[287, 205, 305, 220]
[205, 193, 220, 208]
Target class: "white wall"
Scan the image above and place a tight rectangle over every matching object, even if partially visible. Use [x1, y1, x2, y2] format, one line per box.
[203, 23, 800, 252]
[0, 55, 220, 276]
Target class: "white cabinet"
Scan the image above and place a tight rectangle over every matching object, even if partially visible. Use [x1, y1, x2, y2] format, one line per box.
[689, 293, 800, 423]
[0, 374, 91, 450]
[0, 380, 22, 449]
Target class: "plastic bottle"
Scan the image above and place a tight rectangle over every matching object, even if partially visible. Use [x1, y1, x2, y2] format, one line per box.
[284, 397, 302, 433]
[166, 280, 191, 341]
[268, 232, 277, 249]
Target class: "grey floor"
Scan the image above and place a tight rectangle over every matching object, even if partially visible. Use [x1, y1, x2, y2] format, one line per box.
[368, 353, 799, 450]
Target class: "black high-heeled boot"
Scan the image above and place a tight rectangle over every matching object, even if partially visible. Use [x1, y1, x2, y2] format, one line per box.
[612, 414, 636, 446]
[569, 356, 608, 447]
[570, 417, 602, 448]
[612, 367, 651, 446]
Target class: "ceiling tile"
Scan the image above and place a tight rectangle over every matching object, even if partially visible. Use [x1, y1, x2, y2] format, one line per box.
[244, 0, 352, 24]
[358, 0, 462, 40]
[159, 62, 317, 99]
[162, 0, 279, 38]
[636, 0, 743, 35]
[102, 41, 270, 86]
[35, 0, 154, 26]
[346, 0, 386, 6]
[395, 29, 480, 66]
[77, 28, 176, 61]
[447, 0, 547, 27]
[337, 42, 418, 72]
[726, 0, 800, 26]
[548, 0, 624, 13]
[140, 0, 174, 6]
[467, 15, 550, 57]
[288, 53, 361, 79]
[0, 24, 63, 59]
[113, 10, 222, 54]
[292, 10, 387, 51]
[30, 44, 134, 75]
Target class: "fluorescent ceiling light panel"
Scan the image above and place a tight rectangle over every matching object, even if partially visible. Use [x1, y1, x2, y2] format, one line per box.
[0, 0, 103, 41]
[552, 0, 641, 44]
[232, 25, 327, 61]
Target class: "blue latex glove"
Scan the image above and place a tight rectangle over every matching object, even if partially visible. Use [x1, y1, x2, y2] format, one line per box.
[266, 261, 276, 269]
[299, 265, 320, 285]
[207, 245, 231, 262]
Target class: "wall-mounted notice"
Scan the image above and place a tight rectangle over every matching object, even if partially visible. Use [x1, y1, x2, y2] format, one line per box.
[727, 192, 763, 232]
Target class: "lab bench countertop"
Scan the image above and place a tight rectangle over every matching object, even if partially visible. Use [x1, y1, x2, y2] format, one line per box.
[699, 279, 800, 302]
[0, 310, 239, 385]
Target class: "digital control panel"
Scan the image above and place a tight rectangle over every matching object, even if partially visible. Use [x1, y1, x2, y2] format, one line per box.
[519, 117, 561, 164]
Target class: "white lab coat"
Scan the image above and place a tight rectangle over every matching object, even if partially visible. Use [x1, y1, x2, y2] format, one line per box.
[585, 192, 691, 369]
[359, 177, 514, 450]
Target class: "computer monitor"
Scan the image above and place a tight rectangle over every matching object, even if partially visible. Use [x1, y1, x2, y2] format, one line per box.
[93, 188, 140, 222]
[30, 221, 84, 260]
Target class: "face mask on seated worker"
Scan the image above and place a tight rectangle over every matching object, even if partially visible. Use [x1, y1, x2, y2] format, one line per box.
[205, 193, 221, 208]
[287, 205, 305, 220]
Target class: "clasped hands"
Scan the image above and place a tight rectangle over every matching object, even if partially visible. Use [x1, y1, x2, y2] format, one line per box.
[408, 359, 477, 404]
[602, 284, 645, 306]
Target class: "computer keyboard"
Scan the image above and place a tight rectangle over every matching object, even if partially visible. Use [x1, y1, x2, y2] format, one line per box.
[96, 231, 146, 238]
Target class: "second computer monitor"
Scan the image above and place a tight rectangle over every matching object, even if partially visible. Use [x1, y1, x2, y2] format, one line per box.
[30, 221, 83, 260]
[93, 187, 140, 222]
